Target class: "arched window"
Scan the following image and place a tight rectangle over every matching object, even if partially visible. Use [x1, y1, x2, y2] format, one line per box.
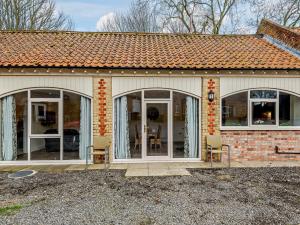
[222, 89, 300, 128]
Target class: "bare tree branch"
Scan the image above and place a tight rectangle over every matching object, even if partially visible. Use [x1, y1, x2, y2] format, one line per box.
[248, 0, 300, 28]
[99, 0, 160, 32]
[157, 0, 238, 34]
[0, 0, 74, 31]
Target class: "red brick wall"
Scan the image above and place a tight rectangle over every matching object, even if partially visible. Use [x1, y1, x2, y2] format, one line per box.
[221, 130, 300, 161]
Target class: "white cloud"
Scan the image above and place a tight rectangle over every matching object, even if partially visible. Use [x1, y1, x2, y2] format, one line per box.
[96, 12, 116, 31]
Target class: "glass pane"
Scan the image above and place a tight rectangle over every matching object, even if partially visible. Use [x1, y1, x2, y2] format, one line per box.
[30, 138, 60, 160]
[127, 92, 142, 158]
[31, 102, 59, 134]
[15, 92, 29, 160]
[173, 92, 186, 158]
[146, 103, 168, 156]
[144, 90, 170, 99]
[279, 92, 300, 126]
[222, 92, 248, 126]
[63, 92, 80, 160]
[31, 90, 60, 98]
[252, 102, 276, 125]
[250, 90, 277, 99]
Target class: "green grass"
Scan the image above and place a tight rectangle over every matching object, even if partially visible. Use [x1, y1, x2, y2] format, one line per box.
[0, 204, 23, 216]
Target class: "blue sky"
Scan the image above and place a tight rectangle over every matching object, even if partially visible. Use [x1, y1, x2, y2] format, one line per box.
[55, 0, 132, 31]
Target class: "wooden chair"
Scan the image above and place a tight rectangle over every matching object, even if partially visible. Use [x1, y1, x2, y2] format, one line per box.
[206, 135, 231, 168]
[86, 136, 111, 170]
[150, 125, 162, 150]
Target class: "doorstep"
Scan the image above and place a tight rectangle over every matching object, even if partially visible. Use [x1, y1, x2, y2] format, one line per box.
[125, 167, 191, 177]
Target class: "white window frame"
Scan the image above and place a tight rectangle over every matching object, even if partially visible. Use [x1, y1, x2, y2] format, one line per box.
[221, 89, 300, 130]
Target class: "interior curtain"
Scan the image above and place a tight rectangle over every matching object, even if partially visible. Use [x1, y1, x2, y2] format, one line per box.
[114, 96, 130, 159]
[184, 96, 199, 158]
[79, 96, 91, 160]
[1, 95, 17, 161]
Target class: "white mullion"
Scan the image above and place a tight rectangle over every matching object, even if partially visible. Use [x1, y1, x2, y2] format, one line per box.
[59, 90, 63, 160]
[198, 95, 201, 160]
[141, 90, 146, 159]
[276, 90, 280, 126]
[27, 90, 31, 161]
[30, 98, 60, 102]
[30, 134, 61, 138]
[248, 90, 251, 127]
[170, 90, 173, 159]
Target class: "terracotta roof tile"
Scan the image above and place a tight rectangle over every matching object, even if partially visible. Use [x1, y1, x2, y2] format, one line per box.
[292, 28, 300, 33]
[0, 31, 299, 70]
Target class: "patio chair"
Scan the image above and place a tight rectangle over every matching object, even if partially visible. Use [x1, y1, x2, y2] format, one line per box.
[206, 135, 231, 168]
[86, 136, 111, 170]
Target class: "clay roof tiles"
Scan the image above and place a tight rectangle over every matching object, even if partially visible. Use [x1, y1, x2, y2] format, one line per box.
[0, 31, 299, 70]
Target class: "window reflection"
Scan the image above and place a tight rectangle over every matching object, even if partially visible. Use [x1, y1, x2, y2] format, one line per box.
[173, 92, 199, 158]
[15, 92, 28, 160]
[279, 92, 300, 126]
[31, 102, 59, 134]
[250, 90, 277, 99]
[31, 89, 60, 98]
[127, 92, 142, 158]
[252, 102, 276, 125]
[63, 92, 81, 160]
[222, 92, 248, 126]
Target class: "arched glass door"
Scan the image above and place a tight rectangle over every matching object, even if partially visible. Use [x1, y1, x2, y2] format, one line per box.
[114, 89, 200, 161]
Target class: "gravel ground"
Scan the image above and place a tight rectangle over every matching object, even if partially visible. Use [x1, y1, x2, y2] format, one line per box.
[0, 167, 299, 225]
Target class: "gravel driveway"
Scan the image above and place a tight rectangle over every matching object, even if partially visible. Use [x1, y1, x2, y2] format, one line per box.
[0, 167, 299, 225]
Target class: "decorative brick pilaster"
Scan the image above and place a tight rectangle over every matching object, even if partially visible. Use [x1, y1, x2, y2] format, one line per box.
[202, 77, 220, 161]
[93, 77, 112, 138]
[207, 79, 217, 135]
[98, 79, 107, 136]
[93, 77, 113, 162]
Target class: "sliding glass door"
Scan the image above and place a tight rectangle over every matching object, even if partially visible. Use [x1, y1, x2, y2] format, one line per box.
[144, 101, 171, 159]
[29, 91, 63, 160]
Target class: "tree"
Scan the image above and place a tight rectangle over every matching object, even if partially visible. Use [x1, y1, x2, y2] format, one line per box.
[0, 0, 74, 31]
[99, 0, 160, 32]
[157, 0, 238, 34]
[248, 0, 300, 28]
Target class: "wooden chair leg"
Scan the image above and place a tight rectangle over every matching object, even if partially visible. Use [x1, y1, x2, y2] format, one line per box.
[228, 147, 231, 168]
[86, 146, 91, 171]
[210, 150, 213, 167]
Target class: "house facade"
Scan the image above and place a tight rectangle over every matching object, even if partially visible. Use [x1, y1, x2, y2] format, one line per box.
[0, 19, 300, 164]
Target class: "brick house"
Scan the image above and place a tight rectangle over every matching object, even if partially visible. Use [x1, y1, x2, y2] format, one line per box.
[0, 19, 299, 164]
